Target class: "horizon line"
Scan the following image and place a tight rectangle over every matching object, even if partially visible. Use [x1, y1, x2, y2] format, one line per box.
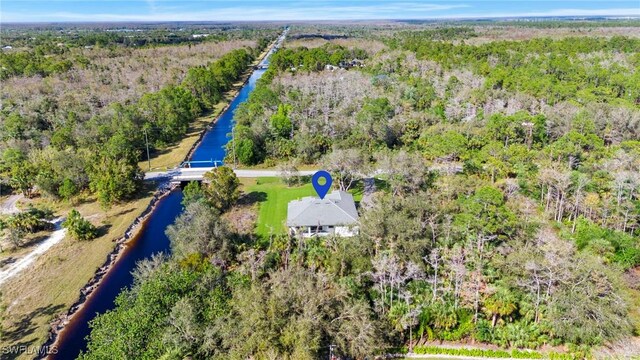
[2, 15, 640, 25]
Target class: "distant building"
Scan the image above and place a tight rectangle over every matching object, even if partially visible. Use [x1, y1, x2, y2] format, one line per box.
[286, 191, 359, 237]
[339, 58, 365, 69]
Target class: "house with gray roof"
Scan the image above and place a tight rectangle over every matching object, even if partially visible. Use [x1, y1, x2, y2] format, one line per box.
[286, 190, 359, 237]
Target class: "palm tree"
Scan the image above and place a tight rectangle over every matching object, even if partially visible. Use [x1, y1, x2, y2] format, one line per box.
[483, 286, 517, 327]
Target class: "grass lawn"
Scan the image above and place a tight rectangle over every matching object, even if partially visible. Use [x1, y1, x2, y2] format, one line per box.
[240, 177, 375, 238]
[241, 177, 316, 238]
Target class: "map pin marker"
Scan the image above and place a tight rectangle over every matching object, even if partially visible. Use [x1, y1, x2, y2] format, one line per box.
[312, 170, 333, 200]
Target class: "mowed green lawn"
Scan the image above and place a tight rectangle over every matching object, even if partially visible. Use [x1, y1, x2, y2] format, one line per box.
[242, 177, 317, 237]
[241, 177, 373, 238]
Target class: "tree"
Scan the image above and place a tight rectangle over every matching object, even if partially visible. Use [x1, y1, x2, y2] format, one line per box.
[278, 160, 300, 186]
[419, 130, 469, 161]
[182, 181, 206, 206]
[202, 166, 239, 212]
[235, 138, 256, 165]
[81, 262, 222, 360]
[89, 156, 143, 207]
[333, 300, 382, 358]
[455, 187, 517, 322]
[165, 201, 231, 261]
[63, 209, 98, 241]
[5, 206, 54, 234]
[270, 104, 293, 138]
[548, 254, 632, 345]
[183, 66, 221, 109]
[377, 150, 434, 197]
[322, 148, 366, 191]
[58, 178, 78, 201]
[10, 161, 37, 198]
[230, 125, 260, 165]
[455, 186, 517, 240]
[483, 286, 517, 327]
[217, 264, 382, 359]
[356, 97, 396, 147]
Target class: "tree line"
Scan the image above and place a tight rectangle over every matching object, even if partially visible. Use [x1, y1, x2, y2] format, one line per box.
[390, 34, 640, 106]
[1, 46, 259, 206]
[269, 43, 368, 72]
[0, 27, 278, 79]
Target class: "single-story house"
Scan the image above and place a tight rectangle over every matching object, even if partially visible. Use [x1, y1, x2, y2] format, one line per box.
[286, 190, 359, 237]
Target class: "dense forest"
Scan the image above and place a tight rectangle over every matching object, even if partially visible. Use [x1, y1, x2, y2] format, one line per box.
[0, 24, 275, 78]
[71, 23, 640, 359]
[0, 28, 274, 207]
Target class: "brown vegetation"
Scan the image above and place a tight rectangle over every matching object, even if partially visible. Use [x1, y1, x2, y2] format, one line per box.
[1, 39, 256, 139]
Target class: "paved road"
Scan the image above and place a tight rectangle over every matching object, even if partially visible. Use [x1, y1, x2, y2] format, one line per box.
[144, 170, 179, 181]
[235, 169, 316, 177]
[0, 193, 23, 215]
[144, 168, 317, 182]
[144, 162, 463, 182]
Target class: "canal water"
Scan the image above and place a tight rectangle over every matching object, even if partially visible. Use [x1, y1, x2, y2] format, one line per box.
[51, 66, 269, 359]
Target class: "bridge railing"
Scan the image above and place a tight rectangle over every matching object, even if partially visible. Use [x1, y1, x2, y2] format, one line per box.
[179, 160, 222, 168]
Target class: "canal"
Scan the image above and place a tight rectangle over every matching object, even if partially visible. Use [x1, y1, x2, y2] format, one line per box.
[50, 54, 273, 359]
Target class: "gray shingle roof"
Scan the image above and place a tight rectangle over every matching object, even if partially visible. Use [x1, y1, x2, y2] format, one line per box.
[286, 191, 359, 227]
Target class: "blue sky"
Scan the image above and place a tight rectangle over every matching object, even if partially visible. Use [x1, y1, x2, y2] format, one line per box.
[1, 0, 639, 23]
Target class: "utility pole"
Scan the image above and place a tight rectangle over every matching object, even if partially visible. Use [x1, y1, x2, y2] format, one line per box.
[329, 344, 337, 360]
[144, 128, 151, 171]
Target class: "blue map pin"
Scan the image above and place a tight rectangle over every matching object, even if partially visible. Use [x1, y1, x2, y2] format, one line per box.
[312, 170, 333, 199]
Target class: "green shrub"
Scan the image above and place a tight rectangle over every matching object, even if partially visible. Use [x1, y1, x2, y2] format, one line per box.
[63, 209, 98, 241]
[58, 178, 78, 200]
[410, 345, 584, 359]
[412, 345, 543, 359]
[5, 206, 55, 233]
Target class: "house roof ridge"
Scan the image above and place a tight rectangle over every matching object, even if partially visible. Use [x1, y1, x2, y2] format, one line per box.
[329, 195, 359, 223]
[286, 190, 358, 227]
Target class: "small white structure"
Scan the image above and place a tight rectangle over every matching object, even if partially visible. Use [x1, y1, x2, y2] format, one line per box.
[287, 191, 359, 237]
